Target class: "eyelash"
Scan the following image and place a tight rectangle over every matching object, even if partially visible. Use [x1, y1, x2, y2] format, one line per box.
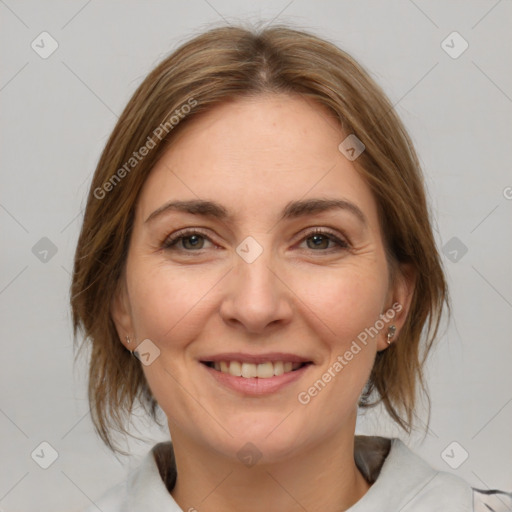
[161, 227, 350, 254]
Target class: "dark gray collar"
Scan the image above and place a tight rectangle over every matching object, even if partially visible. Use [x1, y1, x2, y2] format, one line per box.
[152, 434, 392, 493]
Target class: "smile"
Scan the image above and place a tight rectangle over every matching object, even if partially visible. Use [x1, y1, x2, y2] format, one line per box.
[200, 355, 314, 396]
[202, 360, 309, 379]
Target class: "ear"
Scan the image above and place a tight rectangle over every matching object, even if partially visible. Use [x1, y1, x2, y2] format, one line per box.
[110, 277, 134, 351]
[377, 262, 416, 352]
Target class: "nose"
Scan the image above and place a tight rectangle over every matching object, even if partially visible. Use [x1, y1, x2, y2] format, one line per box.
[219, 245, 293, 335]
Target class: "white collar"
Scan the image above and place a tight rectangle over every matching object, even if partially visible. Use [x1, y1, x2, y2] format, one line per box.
[117, 436, 473, 511]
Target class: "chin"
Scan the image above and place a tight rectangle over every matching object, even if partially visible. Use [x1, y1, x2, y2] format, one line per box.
[205, 413, 312, 464]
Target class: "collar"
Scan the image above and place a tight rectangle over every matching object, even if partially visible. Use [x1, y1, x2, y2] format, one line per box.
[122, 435, 472, 511]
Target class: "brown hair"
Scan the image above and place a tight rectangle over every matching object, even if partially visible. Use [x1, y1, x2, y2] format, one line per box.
[71, 23, 448, 452]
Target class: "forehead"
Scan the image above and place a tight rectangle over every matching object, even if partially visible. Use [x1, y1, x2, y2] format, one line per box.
[136, 94, 378, 226]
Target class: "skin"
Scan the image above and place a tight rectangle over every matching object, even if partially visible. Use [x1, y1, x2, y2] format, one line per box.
[111, 94, 415, 511]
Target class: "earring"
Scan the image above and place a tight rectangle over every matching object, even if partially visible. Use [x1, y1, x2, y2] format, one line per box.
[387, 325, 396, 345]
[125, 335, 137, 357]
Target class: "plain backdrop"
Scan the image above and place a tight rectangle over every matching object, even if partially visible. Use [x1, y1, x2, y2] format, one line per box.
[1, 1, 511, 511]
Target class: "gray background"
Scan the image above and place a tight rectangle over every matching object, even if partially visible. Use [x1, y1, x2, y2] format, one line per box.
[1, 1, 511, 511]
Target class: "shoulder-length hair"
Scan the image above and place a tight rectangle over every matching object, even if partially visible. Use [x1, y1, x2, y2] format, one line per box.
[71, 24, 448, 452]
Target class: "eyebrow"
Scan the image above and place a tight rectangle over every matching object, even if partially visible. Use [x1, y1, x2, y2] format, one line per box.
[144, 197, 367, 226]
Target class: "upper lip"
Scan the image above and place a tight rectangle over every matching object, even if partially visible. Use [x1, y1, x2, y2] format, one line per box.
[199, 352, 313, 364]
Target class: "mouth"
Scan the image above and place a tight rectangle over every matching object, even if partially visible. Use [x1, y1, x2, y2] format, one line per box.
[200, 360, 312, 379]
[198, 353, 314, 395]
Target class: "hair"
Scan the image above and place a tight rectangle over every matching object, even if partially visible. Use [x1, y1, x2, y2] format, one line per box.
[71, 23, 448, 452]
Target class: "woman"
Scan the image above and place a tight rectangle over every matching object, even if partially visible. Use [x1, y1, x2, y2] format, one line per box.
[71, 24, 510, 511]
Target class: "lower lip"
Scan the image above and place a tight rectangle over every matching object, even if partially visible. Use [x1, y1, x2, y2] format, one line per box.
[201, 363, 312, 396]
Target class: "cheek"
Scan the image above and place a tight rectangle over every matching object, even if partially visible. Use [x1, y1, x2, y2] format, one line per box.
[296, 263, 388, 343]
[127, 253, 389, 350]
[293, 265, 386, 398]
[126, 260, 219, 344]
[289, 269, 386, 439]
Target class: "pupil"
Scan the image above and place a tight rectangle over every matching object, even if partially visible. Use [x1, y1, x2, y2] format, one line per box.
[310, 234, 327, 249]
[186, 235, 202, 249]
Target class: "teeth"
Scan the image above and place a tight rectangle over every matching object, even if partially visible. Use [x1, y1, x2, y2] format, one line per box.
[211, 360, 306, 378]
[229, 361, 242, 377]
[273, 361, 284, 376]
[241, 362, 257, 378]
[257, 362, 274, 378]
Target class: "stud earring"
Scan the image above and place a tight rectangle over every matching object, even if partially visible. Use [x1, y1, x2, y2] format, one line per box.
[125, 336, 137, 357]
[387, 325, 396, 345]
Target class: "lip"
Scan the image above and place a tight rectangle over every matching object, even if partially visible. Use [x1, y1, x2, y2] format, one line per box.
[199, 352, 312, 365]
[200, 359, 313, 396]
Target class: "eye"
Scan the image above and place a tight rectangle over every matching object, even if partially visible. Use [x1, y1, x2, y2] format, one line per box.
[161, 228, 214, 251]
[161, 227, 350, 254]
[298, 228, 349, 252]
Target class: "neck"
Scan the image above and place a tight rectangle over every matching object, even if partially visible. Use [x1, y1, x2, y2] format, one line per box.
[169, 426, 371, 512]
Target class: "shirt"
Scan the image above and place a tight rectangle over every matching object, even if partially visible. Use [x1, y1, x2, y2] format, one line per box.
[83, 435, 511, 511]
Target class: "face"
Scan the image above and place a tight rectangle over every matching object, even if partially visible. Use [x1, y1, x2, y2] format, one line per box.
[112, 94, 413, 463]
